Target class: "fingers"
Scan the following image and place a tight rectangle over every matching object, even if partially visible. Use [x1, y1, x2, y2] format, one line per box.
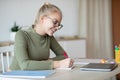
[59, 58, 74, 68]
[69, 58, 74, 67]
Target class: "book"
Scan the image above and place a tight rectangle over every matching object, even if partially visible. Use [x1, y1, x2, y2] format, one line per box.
[0, 70, 55, 79]
[80, 63, 118, 72]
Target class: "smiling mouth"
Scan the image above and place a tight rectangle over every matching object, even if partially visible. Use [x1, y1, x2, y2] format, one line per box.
[51, 29, 55, 33]
[50, 27, 57, 33]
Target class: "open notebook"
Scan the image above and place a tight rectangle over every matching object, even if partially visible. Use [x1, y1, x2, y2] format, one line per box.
[0, 70, 55, 79]
[80, 63, 118, 72]
[56, 66, 74, 70]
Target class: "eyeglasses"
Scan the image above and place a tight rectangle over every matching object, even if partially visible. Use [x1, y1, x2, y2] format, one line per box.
[46, 16, 63, 30]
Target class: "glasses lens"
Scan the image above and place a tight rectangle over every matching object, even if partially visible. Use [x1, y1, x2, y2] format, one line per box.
[46, 16, 63, 30]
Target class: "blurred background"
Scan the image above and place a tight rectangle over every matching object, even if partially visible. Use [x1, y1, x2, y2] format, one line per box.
[0, 0, 120, 59]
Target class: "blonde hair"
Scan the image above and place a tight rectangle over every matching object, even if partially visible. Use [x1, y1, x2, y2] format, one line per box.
[34, 3, 62, 24]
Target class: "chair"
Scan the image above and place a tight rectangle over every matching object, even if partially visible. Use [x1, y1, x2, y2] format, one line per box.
[0, 45, 14, 73]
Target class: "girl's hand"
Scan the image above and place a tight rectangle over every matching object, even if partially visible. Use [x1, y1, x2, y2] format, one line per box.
[53, 58, 74, 68]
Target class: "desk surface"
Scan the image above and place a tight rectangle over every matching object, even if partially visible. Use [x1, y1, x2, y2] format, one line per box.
[46, 63, 119, 80]
[0, 59, 120, 80]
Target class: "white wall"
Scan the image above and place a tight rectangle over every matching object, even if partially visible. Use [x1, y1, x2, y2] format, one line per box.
[0, 0, 113, 59]
[0, 0, 80, 41]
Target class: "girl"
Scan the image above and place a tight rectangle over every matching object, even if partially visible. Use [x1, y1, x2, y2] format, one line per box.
[10, 3, 74, 70]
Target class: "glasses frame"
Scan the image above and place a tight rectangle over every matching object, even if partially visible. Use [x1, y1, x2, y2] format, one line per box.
[45, 16, 63, 30]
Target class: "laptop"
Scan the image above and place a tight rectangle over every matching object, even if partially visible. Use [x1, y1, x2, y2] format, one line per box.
[80, 63, 118, 72]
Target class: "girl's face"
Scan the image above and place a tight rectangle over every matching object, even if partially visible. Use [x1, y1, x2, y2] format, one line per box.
[40, 12, 62, 36]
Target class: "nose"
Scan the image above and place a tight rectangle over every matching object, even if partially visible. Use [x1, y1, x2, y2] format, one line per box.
[52, 25, 58, 30]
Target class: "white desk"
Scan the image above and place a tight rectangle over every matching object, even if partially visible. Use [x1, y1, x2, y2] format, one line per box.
[0, 59, 120, 80]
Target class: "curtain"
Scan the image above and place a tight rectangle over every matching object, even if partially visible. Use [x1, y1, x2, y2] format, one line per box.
[79, 0, 113, 59]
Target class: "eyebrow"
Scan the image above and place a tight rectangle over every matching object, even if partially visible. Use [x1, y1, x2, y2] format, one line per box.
[45, 16, 61, 25]
[52, 18, 60, 25]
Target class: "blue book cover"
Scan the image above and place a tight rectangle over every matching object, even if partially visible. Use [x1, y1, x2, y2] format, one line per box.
[0, 70, 55, 79]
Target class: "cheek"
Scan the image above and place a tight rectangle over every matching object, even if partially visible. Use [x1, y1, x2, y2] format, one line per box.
[43, 20, 52, 29]
[43, 24, 53, 35]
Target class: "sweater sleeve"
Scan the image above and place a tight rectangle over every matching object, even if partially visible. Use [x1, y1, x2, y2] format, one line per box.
[50, 36, 68, 60]
[14, 30, 53, 70]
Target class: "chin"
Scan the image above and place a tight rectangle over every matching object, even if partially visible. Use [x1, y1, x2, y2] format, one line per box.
[48, 31, 54, 36]
[48, 34, 53, 36]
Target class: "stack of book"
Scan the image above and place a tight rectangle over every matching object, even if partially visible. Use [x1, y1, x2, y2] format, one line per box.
[80, 63, 118, 72]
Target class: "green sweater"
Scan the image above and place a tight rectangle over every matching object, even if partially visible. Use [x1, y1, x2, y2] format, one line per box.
[10, 26, 67, 70]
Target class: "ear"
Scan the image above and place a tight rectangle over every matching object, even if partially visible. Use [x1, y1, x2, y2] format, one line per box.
[39, 16, 45, 23]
